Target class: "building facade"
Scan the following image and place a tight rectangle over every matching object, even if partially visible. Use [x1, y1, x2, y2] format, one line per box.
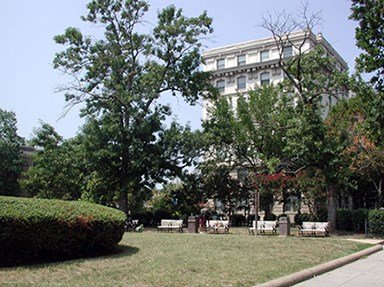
[202, 30, 348, 120]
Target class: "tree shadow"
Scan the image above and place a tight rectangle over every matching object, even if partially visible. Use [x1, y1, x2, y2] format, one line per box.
[0, 244, 139, 269]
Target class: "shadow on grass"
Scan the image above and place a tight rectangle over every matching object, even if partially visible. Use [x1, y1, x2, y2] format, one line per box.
[0, 244, 139, 269]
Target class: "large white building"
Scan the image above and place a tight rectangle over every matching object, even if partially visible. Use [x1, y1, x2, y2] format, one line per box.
[201, 30, 349, 221]
[201, 30, 348, 120]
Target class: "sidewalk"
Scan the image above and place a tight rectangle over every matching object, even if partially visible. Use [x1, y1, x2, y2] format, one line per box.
[293, 241, 384, 287]
[255, 239, 384, 287]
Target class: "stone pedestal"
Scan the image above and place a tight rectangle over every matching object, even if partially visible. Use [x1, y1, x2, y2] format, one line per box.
[279, 216, 290, 236]
[188, 216, 199, 233]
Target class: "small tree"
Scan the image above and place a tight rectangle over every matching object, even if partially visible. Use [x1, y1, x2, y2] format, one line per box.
[0, 109, 25, 195]
[20, 123, 84, 200]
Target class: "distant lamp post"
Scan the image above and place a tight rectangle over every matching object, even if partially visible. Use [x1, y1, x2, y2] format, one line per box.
[254, 190, 259, 236]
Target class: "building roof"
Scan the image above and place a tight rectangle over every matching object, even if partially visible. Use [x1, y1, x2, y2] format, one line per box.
[202, 30, 348, 70]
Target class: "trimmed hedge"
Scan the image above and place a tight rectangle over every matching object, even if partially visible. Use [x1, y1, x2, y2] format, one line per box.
[336, 208, 369, 233]
[0, 196, 126, 265]
[368, 209, 384, 237]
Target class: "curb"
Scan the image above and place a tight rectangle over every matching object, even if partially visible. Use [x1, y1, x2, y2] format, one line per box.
[254, 244, 383, 287]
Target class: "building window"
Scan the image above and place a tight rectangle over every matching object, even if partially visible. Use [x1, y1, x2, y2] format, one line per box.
[237, 55, 246, 66]
[283, 46, 293, 58]
[217, 58, 225, 70]
[237, 76, 246, 90]
[216, 79, 225, 93]
[260, 72, 270, 86]
[260, 50, 269, 62]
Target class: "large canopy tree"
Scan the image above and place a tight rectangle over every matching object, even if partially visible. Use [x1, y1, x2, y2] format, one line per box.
[53, 0, 215, 214]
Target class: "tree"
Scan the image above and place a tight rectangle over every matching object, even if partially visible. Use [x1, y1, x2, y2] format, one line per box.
[326, 93, 384, 209]
[203, 85, 295, 172]
[53, 0, 215, 214]
[350, 0, 384, 90]
[261, 2, 323, 99]
[261, 4, 351, 231]
[202, 85, 297, 217]
[20, 123, 85, 200]
[0, 109, 25, 195]
[200, 165, 249, 218]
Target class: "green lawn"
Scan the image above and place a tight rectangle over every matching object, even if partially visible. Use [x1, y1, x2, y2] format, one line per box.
[0, 229, 371, 287]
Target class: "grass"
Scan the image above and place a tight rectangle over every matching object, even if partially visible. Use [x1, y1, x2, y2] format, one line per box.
[0, 228, 371, 287]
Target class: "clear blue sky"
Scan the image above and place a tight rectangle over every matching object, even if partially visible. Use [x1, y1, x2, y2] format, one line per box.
[0, 0, 359, 139]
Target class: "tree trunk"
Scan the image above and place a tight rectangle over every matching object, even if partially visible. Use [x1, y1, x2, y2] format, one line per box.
[326, 182, 337, 233]
[119, 189, 128, 216]
[378, 178, 383, 208]
[118, 111, 130, 216]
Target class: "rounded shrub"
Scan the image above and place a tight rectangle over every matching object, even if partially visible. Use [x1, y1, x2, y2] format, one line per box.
[0, 196, 126, 265]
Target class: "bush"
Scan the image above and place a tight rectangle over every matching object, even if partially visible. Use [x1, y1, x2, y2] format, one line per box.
[246, 214, 260, 225]
[368, 209, 384, 237]
[231, 214, 246, 226]
[264, 213, 277, 221]
[294, 212, 310, 226]
[314, 208, 328, 222]
[353, 209, 369, 233]
[0, 196, 126, 265]
[336, 209, 369, 233]
[337, 209, 353, 231]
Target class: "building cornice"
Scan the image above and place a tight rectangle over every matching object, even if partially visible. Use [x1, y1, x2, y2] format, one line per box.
[202, 30, 348, 71]
[210, 58, 283, 79]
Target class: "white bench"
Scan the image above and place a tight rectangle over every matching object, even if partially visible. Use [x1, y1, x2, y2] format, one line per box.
[206, 220, 229, 234]
[249, 220, 277, 235]
[299, 221, 329, 237]
[157, 219, 184, 232]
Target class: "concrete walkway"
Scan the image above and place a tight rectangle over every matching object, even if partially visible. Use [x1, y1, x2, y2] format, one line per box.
[293, 242, 384, 287]
[255, 239, 384, 287]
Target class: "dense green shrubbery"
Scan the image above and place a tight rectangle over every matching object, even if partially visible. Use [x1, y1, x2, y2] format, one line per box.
[231, 214, 246, 226]
[336, 209, 354, 231]
[0, 196, 126, 265]
[336, 208, 369, 233]
[264, 213, 277, 221]
[353, 209, 369, 233]
[368, 209, 384, 237]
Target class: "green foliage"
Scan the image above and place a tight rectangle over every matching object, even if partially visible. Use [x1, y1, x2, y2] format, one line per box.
[294, 212, 310, 226]
[354, 208, 369, 233]
[368, 209, 384, 236]
[0, 196, 125, 265]
[350, 0, 384, 90]
[327, 89, 384, 208]
[336, 208, 369, 233]
[200, 166, 249, 216]
[20, 123, 85, 200]
[231, 214, 246, 226]
[0, 109, 25, 196]
[264, 213, 277, 221]
[202, 85, 296, 215]
[336, 209, 354, 231]
[204, 85, 295, 171]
